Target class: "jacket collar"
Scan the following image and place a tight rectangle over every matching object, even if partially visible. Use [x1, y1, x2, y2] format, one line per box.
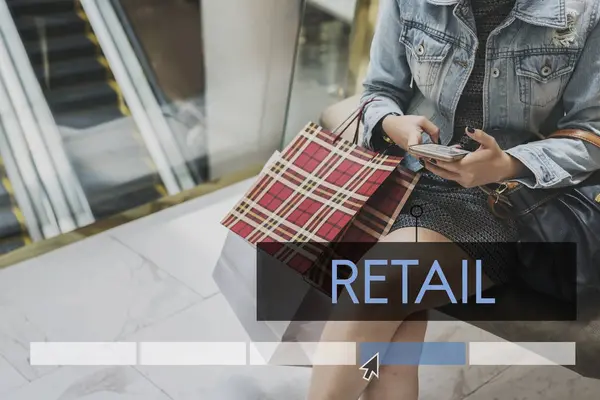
[425, 0, 568, 28]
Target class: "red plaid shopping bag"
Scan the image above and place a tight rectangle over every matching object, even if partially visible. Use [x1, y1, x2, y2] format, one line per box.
[221, 104, 419, 295]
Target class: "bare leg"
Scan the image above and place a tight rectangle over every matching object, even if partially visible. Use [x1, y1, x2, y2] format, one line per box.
[362, 312, 428, 400]
[307, 228, 494, 400]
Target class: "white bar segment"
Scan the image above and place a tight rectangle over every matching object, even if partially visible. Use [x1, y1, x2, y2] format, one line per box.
[139, 342, 247, 366]
[469, 342, 576, 366]
[30, 342, 136, 366]
[249, 342, 356, 366]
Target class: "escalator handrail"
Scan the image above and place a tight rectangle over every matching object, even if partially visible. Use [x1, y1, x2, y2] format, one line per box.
[0, 0, 95, 230]
[79, 0, 184, 195]
[0, 124, 43, 242]
[0, 19, 76, 235]
[96, 0, 196, 191]
[0, 61, 52, 241]
[108, 0, 173, 112]
[82, 0, 196, 193]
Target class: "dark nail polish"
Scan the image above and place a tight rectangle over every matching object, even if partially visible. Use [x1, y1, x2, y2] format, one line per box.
[429, 158, 437, 165]
[418, 158, 425, 165]
[467, 126, 475, 133]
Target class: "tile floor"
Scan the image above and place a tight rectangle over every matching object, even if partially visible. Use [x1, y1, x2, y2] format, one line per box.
[1, 178, 600, 399]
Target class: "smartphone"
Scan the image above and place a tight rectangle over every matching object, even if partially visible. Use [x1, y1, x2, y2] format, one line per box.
[408, 144, 471, 162]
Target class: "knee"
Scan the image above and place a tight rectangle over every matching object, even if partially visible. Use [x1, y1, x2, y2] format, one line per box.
[380, 227, 452, 243]
[379, 364, 419, 381]
[345, 320, 403, 342]
[318, 320, 403, 344]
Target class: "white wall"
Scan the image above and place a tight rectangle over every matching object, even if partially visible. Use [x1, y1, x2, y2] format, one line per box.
[201, 0, 303, 179]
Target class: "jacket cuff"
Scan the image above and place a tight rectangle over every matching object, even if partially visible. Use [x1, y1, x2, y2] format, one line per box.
[361, 96, 404, 150]
[505, 145, 569, 189]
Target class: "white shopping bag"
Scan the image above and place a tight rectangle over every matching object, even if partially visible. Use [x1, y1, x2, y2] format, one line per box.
[213, 230, 330, 365]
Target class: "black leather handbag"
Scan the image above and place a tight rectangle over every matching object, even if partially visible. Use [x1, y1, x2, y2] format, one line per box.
[482, 130, 600, 302]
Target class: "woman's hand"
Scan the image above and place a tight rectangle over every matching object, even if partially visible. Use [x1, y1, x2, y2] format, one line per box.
[382, 114, 440, 151]
[424, 128, 526, 188]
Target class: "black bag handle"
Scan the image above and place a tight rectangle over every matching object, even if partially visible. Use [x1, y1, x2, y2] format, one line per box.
[331, 98, 379, 145]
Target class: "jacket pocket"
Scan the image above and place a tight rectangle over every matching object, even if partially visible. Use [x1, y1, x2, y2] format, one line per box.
[516, 51, 577, 107]
[400, 22, 451, 90]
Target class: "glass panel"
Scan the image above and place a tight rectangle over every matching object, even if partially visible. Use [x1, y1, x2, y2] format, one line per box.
[0, 0, 302, 257]
[112, 0, 208, 185]
[283, 0, 357, 145]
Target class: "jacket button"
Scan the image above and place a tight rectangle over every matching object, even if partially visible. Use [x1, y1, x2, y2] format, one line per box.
[595, 193, 600, 203]
[541, 65, 552, 77]
[417, 44, 425, 55]
[491, 68, 500, 78]
[543, 173, 551, 182]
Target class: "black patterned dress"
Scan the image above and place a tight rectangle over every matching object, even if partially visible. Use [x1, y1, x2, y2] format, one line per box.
[390, 0, 519, 283]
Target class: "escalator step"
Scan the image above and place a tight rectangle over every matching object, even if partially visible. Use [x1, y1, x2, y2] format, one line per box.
[0, 181, 24, 238]
[0, 173, 25, 238]
[0, 235, 28, 255]
[15, 12, 86, 41]
[0, 204, 23, 239]
[54, 104, 124, 129]
[7, 0, 75, 17]
[34, 56, 106, 89]
[89, 180, 164, 220]
[25, 34, 96, 66]
[46, 81, 119, 114]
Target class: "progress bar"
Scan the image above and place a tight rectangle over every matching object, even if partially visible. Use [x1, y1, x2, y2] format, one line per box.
[29, 341, 577, 367]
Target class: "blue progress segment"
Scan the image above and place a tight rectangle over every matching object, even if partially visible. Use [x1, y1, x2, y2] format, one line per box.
[359, 342, 467, 366]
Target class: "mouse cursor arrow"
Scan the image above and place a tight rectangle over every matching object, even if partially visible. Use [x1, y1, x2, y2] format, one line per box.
[359, 353, 380, 381]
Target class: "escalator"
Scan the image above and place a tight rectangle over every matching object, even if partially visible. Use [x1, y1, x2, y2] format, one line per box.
[0, 157, 31, 254]
[6, 0, 167, 220]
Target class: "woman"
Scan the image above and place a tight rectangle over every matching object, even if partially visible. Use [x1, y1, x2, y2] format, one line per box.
[308, 0, 600, 399]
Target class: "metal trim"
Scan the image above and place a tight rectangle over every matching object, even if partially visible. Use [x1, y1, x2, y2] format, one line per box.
[346, 0, 377, 96]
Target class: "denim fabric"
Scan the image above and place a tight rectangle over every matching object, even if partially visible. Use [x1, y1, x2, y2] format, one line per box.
[361, 0, 600, 188]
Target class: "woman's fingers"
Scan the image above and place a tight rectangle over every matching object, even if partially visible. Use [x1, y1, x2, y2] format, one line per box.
[406, 129, 424, 148]
[433, 159, 462, 172]
[406, 135, 420, 148]
[423, 161, 460, 180]
[465, 127, 497, 149]
[417, 117, 441, 144]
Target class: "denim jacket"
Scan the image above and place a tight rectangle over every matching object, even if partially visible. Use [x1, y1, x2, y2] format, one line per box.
[361, 0, 600, 189]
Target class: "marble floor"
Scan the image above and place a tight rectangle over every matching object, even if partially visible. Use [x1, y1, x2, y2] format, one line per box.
[0, 178, 599, 400]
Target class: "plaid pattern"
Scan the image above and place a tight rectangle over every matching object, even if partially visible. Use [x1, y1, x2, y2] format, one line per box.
[222, 122, 419, 295]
